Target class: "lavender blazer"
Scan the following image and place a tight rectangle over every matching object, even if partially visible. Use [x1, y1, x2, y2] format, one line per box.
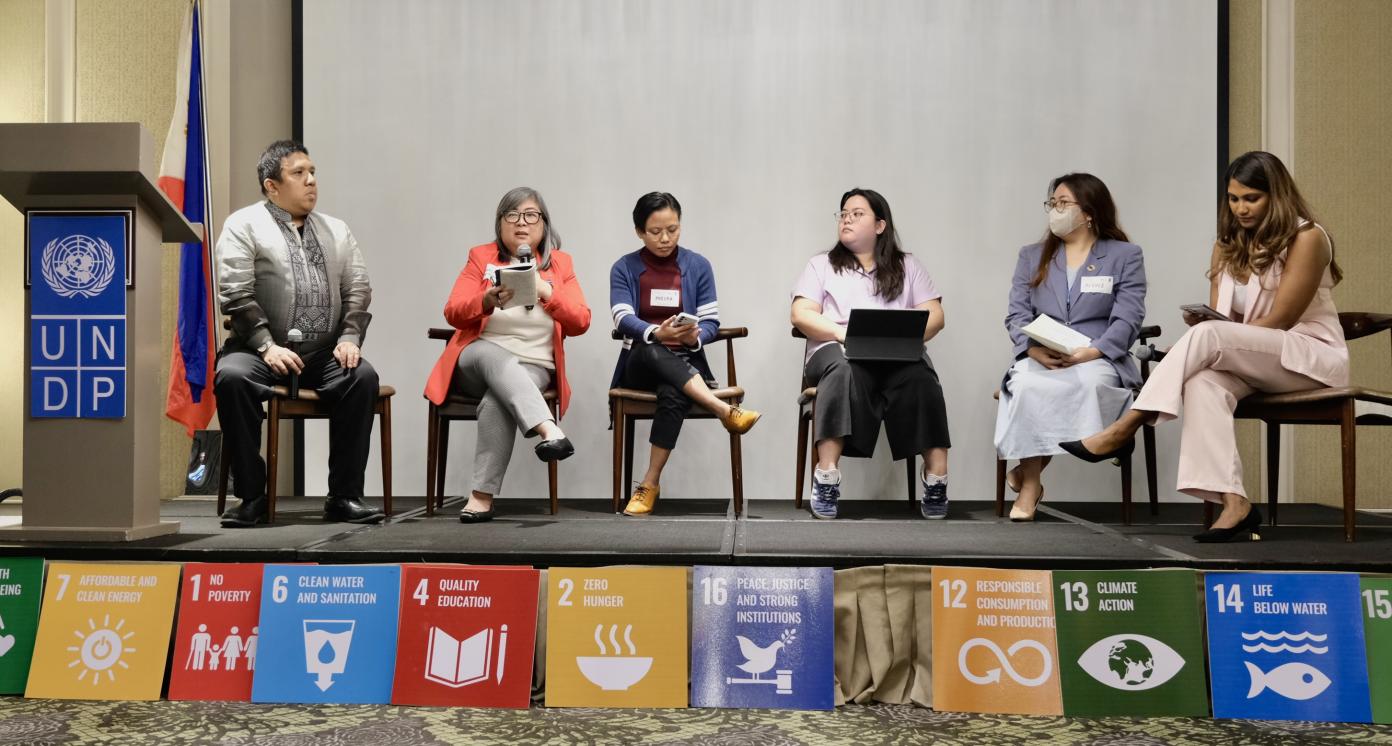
[1004, 239, 1147, 389]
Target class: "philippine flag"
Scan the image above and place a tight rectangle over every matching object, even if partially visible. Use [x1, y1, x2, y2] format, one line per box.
[158, 0, 217, 436]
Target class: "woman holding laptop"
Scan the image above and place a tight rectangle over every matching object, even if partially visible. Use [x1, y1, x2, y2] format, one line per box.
[609, 192, 761, 517]
[790, 188, 951, 520]
[1062, 152, 1345, 542]
[995, 173, 1147, 521]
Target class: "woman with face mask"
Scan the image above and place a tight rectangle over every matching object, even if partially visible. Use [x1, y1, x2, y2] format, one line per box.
[608, 192, 761, 517]
[996, 173, 1148, 521]
[791, 188, 951, 520]
[1062, 152, 1346, 543]
[423, 187, 592, 523]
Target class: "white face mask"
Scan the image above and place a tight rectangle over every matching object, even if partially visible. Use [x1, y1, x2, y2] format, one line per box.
[1048, 204, 1086, 238]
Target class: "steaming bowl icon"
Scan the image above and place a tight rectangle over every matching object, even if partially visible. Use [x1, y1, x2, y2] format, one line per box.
[577, 655, 653, 690]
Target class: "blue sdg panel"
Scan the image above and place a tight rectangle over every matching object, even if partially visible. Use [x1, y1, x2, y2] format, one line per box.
[690, 566, 834, 710]
[1205, 572, 1371, 722]
[251, 565, 402, 704]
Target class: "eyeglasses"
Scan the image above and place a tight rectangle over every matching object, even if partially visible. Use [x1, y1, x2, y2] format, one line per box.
[503, 210, 543, 225]
[645, 225, 680, 238]
[1043, 199, 1079, 212]
[834, 209, 870, 223]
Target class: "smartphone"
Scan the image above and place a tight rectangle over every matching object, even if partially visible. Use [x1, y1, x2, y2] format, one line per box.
[1180, 303, 1228, 322]
[671, 312, 700, 328]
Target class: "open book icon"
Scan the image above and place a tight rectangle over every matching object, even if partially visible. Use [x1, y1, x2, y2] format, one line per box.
[425, 625, 507, 688]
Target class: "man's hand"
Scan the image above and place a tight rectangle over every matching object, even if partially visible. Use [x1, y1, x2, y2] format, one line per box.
[333, 341, 362, 370]
[1064, 346, 1103, 366]
[1026, 345, 1069, 370]
[261, 344, 304, 376]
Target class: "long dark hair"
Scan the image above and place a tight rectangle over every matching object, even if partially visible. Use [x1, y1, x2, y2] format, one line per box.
[1215, 151, 1341, 285]
[1032, 173, 1129, 287]
[827, 188, 905, 301]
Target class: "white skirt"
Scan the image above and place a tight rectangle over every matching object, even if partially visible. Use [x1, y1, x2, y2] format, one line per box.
[993, 357, 1133, 460]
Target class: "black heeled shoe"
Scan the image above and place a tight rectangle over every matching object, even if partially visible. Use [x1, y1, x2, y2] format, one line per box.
[1059, 437, 1135, 463]
[1193, 505, 1263, 543]
[534, 437, 575, 462]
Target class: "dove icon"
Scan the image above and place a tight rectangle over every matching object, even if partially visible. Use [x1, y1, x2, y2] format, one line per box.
[725, 629, 796, 694]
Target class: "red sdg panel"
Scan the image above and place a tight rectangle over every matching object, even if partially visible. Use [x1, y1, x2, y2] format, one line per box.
[168, 563, 266, 701]
[391, 565, 539, 708]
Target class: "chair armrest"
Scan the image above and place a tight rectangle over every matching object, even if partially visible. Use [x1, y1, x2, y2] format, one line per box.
[791, 327, 807, 339]
[428, 328, 453, 341]
[1340, 312, 1392, 341]
[1138, 324, 1161, 343]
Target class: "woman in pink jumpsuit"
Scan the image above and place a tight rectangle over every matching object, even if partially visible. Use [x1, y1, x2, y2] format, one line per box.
[1061, 151, 1346, 543]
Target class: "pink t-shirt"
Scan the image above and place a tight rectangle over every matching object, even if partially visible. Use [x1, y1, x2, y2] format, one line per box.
[790, 251, 941, 360]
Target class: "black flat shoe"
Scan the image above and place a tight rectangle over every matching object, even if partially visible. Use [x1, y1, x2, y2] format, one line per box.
[459, 507, 495, 523]
[1059, 437, 1135, 463]
[1193, 505, 1263, 543]
[534, 437, 575, 462]
[323, 496, 386, 524]
[220, 497, 269, 528]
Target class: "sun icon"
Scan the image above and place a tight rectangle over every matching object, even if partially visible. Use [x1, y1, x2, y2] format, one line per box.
[66, 614, 136, 685]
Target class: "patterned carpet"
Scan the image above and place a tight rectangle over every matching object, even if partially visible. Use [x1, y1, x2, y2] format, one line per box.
[0, 700, 1389, 745]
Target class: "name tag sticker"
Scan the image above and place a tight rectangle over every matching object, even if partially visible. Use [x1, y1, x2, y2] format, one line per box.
[1081, 276, 1114, 294]
[650, 289, 680, 308]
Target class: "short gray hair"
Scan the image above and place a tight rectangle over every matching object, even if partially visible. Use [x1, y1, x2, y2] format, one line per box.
[493, 186, 560, 269]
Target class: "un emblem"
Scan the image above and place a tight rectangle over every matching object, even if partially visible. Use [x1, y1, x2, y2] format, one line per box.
[41, 234, 117, 299]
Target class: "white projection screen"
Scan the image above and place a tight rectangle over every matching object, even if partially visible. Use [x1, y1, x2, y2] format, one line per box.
[301, 0, 1218, 506]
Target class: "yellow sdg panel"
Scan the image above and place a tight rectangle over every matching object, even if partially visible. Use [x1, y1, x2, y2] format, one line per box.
[545, 567, 688, 708]
[26, 563, 181, 700]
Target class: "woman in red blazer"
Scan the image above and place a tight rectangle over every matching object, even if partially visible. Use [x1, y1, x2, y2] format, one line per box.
[424, 187, 591, 522]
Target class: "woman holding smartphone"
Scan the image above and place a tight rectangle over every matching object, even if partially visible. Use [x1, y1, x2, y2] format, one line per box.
[1062, 151, 1346, 542]
[608, 192, 761, 517]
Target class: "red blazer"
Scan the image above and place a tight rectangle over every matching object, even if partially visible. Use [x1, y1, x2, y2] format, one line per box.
[424, 243, 591, 416]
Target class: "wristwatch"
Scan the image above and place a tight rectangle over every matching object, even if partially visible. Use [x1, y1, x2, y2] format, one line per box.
[256, 339, 273, 355]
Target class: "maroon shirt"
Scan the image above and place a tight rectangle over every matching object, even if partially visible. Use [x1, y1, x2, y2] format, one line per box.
[638, 247, 683, 329]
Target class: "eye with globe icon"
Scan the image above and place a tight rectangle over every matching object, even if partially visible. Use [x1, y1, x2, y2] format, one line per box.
[1077, 633, 1186, 691]
[41, 234, 117, 298]
[1106, 639, 1155, 685]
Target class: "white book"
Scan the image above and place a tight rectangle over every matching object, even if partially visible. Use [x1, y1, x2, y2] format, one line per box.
[487, 263, 539, 310]
[425, 627, 494, 688]
[1021, 314, 1092, 355]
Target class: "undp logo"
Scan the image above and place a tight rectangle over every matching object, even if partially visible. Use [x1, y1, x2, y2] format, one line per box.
[41, 234, 117, 299]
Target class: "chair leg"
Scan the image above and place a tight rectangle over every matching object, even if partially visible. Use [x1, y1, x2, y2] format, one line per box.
[995, 459, 1006, 518]
[611, 400, 624, 513]
[425, 405, 439, 517]
[266, 399, 280, 524]
[1143, 424, 1158, 516]
[730, 430, 744, 517]
[1120, 450, 1133, 526]
[905, 455, 916, 505]
[623, 416, 636, 500]
[1341, 402, 1357, 542]
[380, 397, 392, 517]
[217, 438, 230, 516]
[1265, 423, 1280, 528]
[795, 412, 809, 509]
[436, 420, 450, 512]
[806, 407, 818, 509]
[549, 400, 560, 516]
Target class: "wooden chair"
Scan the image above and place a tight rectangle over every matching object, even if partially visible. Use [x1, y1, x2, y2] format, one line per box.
[609, 328, 749, 516]
[423, 328, 560, 516]
[1227, 312, 1392, 542]
[217, 384, 395, 523]
[993, 324, 1162, 525]
[790, 328, 917, 509]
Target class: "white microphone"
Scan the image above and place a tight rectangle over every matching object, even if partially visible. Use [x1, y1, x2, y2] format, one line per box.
[516, 244, 535, 310]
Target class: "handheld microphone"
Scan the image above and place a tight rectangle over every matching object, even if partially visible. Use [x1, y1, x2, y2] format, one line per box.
[516, 243, 535, 311]
[1132, 343, 1161, 362]
[287, 328, 303, 399]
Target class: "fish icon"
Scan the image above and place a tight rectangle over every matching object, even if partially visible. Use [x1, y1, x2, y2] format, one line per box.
[1244, 661, 1331, 701]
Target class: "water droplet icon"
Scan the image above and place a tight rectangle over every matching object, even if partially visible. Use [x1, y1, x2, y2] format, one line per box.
[317, 639, 335, 664]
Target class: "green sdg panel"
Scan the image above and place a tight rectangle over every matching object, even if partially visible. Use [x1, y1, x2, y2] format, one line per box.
[1053, 569, 1209, 717]
[0, 558, 44, 694]
[1362, 577, 1392, 723]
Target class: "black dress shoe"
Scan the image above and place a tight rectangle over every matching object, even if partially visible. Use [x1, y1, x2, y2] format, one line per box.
[534, 437, 575, 462]
[1059, 437, 1135, 463]
[323, 496, 386, 524]
[220, 498, 269, 528]
[1194, 505, 1263, 543]
[459, 507, 495, 523]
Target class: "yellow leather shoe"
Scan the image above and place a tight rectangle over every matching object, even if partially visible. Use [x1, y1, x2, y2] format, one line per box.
[720, 405, 762, 435]
[623, 483, 660, 517]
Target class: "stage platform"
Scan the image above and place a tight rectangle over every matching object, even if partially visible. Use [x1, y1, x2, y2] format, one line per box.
[1, 495, 1390, 572]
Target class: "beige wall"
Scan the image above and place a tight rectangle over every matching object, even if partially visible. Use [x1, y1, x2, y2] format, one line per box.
[1293, 0, 1392, 508]
[1228, 0, 1264, 496]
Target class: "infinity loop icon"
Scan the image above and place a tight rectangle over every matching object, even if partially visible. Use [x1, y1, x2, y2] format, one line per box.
[957, 637, 1053, 687]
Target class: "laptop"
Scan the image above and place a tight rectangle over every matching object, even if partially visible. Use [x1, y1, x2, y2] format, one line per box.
[843, 308, 929, 362]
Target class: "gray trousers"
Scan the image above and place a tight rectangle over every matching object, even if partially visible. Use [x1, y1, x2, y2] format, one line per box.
[455, 338, 554, 495]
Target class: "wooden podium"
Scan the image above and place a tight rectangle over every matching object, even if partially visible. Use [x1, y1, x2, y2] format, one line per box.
[0, 123, 200, 541]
